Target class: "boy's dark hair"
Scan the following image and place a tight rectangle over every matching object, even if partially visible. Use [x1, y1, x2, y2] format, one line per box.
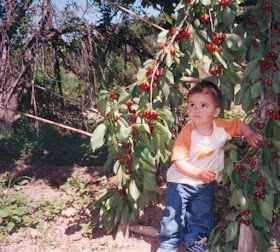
[187, 81, 222, 108]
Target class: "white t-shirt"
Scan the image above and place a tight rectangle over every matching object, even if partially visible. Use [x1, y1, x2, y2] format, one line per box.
[167, 118, 243, 185]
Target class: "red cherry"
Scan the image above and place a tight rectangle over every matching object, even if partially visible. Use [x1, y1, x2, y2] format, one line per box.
[125, 169, 131, 175]
[114, 116, 119, 123]
[170, 49, 176, 55]
[245, 220, 250, 226]
[257, 123, 265, 129]
[266, 141, 273, 148]
[244, 210, 250, 216]
[125, 149, 131, 154]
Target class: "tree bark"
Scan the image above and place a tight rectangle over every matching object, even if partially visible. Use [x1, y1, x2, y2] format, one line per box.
[237, 224, 255, 252]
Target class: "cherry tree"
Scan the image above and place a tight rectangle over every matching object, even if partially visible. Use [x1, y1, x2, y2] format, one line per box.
[92, 0, 280, 251]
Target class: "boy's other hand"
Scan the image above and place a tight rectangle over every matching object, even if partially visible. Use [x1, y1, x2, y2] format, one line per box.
[198, 169, 216, 184]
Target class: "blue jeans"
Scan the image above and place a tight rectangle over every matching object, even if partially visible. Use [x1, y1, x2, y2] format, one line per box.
[158, 182, 215, 251]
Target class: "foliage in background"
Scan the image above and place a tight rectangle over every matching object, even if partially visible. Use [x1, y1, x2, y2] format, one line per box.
[0, 119, 107, 166]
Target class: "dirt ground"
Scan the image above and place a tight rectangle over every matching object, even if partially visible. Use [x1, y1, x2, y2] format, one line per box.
[0, 162, 279, 252]
[0, 162, 173, 252]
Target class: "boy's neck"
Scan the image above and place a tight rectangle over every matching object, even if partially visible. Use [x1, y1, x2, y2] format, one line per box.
[192, 121, 214, 136]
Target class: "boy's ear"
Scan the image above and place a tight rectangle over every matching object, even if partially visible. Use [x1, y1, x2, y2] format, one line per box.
[214, 107, 221, 117]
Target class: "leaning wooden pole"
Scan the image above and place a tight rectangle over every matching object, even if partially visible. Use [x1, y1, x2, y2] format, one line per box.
[0, 105, 93, 137]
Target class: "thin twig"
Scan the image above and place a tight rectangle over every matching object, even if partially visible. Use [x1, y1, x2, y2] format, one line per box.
[31, 83, 83, 107]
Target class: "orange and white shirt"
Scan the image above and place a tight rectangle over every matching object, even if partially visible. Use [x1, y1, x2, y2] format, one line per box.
[167, 118, 243, 185]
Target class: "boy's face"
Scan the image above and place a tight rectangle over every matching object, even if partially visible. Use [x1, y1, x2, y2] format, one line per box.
[187, 93, 221, 127]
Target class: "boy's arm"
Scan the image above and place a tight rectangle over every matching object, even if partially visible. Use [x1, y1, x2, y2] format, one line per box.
[175, 160, 216, 184]
[242, 123, 263, 148]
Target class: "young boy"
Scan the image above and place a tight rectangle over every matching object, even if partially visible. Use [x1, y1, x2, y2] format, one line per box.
[157, 81, 263, 252]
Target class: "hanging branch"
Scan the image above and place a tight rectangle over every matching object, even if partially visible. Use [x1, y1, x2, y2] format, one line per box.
[149, 2, 195, 107]
[31, 83, 83, 107]
[103, 0, 165, 31]
[0, 105, 93, 137]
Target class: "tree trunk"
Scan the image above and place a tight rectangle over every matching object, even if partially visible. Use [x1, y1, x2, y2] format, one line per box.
[237, 224, 255, 252]
[114, 220, 130, 240]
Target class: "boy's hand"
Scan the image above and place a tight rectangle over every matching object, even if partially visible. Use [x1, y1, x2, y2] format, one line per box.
[198, 169, 216, 184]
[245, 132, 263, 148]
[242, 123, 264, 148]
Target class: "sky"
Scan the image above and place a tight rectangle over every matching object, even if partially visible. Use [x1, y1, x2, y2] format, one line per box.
[52, 0, 160, 24]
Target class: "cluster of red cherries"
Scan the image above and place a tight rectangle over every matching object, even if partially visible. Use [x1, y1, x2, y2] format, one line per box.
[170, 27, 192, 40]
[240, 210, 251, 226]
[205, 44, 221, 53]
[200, 15, 210, 24]
[248, 18, 257, 25]
[146, 67, 164, 83]
[210, 65, 224, 75]
[141, 110, 159, 133]
[261, 2, 272, 12]
[109, 92, 118, 100]
[212, 34, 226, 45]
[218, 0, 232, 7]
[268, 109, 280, 119]
[117, 187, 127, 196]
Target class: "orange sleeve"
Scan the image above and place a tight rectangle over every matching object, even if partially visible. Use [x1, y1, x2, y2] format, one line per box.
[215, 118, 243, 137]
[171, 123, 193, 162]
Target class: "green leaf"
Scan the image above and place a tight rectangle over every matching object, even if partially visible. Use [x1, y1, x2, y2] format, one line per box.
[272, 80, 280, 94]
[91, 123, 108, 153]
[165, 69, 174, 85]
[116, 121, 132, 142]
[259, 194, 274, 222]
[224, 34, 245, 51]
[243, 59, 258, 79]
[157, 29, 169, 44]
[262, 145, 272, 166]
[251, 210, 267, 228]
[194, 36, 204, 60]
[244, 179, 254, 197]
[232, 170, 242, 189]
[215, 51, 227, 67]
[97, 98, 109, 117]
[137, 69, 147, 82]
[251, 227, 270, 252]
[230, 149, 238, 162]
[273, 140, 280, 150]
[165, 52, 173, 67]
[225, 221, 239, 242]
[222, 7, 235, 27]
[143, 171, 157, 191]
[129, 179, 140, 201]
[201, 0, 211, 5]
[250, 81, 262, 99]
[7, 222, 15, 232]
[169, 91, 182, 108]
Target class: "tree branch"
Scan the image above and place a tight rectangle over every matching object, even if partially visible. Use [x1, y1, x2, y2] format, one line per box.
[102, 0, 165, 31]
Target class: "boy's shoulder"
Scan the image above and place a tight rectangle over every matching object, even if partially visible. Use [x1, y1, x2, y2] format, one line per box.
[214, 117, 242, 126]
